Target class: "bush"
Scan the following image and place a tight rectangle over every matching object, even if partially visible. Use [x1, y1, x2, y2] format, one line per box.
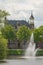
[0, 37, 8, 60]
[36, 49, 43, 56]
[7, 49, 24, 56]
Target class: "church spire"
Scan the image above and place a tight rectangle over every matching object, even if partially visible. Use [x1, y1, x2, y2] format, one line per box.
[29, 11, 34, 30]
[29, 10, 34, 20]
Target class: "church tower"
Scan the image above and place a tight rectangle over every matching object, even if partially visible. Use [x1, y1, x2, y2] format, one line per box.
[29, 11, 34, 30]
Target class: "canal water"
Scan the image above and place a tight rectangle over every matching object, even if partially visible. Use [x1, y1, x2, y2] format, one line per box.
[0, 57, 43, 65]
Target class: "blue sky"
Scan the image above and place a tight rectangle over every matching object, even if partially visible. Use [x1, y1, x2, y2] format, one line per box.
[0, 0, 43, 28]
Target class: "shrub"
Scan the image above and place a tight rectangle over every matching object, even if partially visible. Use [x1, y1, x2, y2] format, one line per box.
[0, 37, 8, 60]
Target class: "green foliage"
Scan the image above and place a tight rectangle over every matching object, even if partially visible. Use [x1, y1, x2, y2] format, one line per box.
[0, 36, 8, 60]
[1, 25, 16, 40]
[17, 25, 31, 42]
[36, 49, 43, 56]
[0, 10, 10, 25]
[7, 49, 24, 55]
[34, 26, 43, 43]
[0, 10, 9, 18]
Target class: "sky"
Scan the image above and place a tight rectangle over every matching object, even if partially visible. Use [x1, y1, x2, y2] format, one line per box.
[0, 0, 43, 28]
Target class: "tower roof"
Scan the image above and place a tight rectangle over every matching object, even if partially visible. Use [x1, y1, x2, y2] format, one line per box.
[29, 11, 34, 19]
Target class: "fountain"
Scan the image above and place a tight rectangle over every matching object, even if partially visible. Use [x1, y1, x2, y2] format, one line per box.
[25, 33, 38, 57]
[17, 33, 39, 59]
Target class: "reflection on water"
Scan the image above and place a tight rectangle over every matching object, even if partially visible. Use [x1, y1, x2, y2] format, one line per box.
[0, 58, 43, 65]
[35, 57, 43, 61]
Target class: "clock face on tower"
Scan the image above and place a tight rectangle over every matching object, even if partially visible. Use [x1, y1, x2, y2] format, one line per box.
[30, 19, 34, 24]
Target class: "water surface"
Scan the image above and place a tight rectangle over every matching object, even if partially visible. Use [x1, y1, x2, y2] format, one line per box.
[0, 57, 43, 65]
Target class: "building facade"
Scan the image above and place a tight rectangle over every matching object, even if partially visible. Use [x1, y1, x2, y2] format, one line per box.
[7, 12, 34, 49]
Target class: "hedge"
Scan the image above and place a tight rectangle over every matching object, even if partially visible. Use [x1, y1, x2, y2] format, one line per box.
[36, 49, 43, 56]
[7, 49, 25, 56]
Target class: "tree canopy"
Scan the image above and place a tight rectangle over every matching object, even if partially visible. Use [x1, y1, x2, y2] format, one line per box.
[1, 25, 16, 40]
[17, 25, 31, 42]
[0, 10, 9, 18]
[34, 25, 43, 43]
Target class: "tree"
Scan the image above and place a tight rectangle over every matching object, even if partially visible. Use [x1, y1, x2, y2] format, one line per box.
[0, 10, 10, 25]
[34, 26, 43, 43]
[34, 26, 43, 48]
[1, 25, 16, 40]
[0, 10, 9, 19]
[0, 36, 8, 60]
[0, 10, 10, 31]
[17, 25, 31, 42]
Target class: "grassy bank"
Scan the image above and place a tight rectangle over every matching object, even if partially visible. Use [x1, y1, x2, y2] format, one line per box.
[7, 49, 43, 56]
[7, 49, 25, 56]
[36, 49, 43, 56]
